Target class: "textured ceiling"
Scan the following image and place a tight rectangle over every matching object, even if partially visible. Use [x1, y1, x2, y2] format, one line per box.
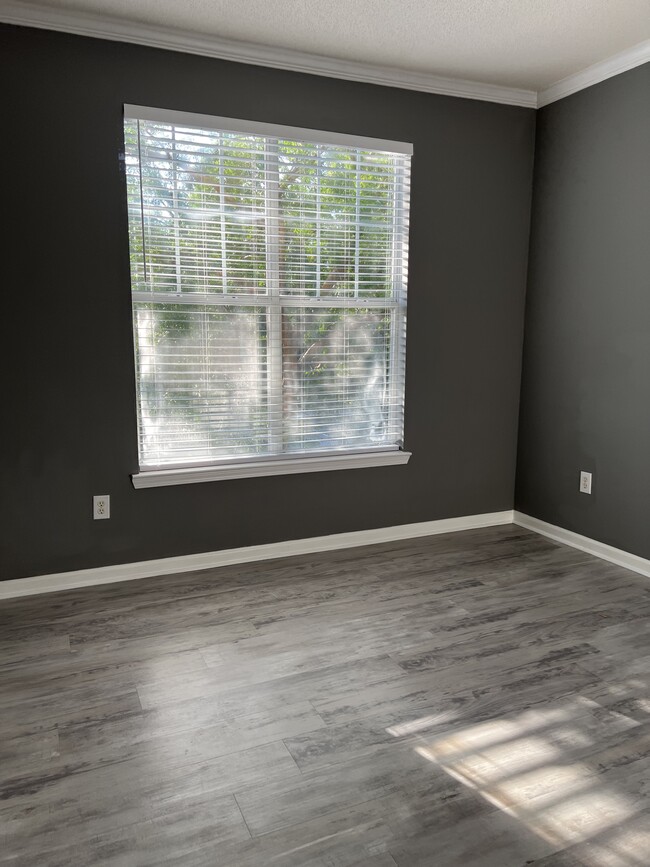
[12, 0, 650, 90]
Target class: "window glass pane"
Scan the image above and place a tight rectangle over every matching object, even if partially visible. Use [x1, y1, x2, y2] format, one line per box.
[277, 141, 397, 299]
[281, 307, 402, 452]
[134, 303, 269, 467]
[128, 122, 267, 295]
[124, 120, 146, 292]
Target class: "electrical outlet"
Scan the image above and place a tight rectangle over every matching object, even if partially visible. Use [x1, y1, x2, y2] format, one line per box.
[93, 494, 110, 520]
[579, 471, 592, 495]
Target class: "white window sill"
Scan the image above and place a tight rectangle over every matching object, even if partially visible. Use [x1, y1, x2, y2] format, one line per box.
[132, 449, 411, 488]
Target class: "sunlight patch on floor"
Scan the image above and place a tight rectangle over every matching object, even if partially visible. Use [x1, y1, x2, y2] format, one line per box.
[388, 695, 650, 865]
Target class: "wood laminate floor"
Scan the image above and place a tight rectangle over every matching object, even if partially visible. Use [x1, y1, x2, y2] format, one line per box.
[1, 526, 650, 866]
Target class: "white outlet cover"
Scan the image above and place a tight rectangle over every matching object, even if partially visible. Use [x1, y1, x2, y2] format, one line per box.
[93, 494, 111, 519]
[579, 471, 592, 495]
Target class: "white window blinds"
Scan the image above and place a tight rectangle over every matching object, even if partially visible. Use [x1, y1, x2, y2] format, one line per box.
[124, 106, 411, 471]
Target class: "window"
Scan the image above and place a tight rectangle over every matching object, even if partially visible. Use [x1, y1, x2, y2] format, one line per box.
[124, 106, 411, 486]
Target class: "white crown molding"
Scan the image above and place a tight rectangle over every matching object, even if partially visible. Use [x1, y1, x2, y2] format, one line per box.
[514, 512, 650, 578]
[3, 2, 648, 109]
[0, 510, 513, 598]
[0, 1, 536, 107]
[538, 39, 650, 107]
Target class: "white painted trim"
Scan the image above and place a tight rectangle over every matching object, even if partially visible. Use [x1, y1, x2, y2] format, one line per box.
[0, 1, 536, 108]
[514, 512, 650, 578]
[132, 449, 412, 488]
[538, 39, 650, 107]
[125, 104, 413, 154]
[4, 2, 648, 108]
[0, 511, 513, 599]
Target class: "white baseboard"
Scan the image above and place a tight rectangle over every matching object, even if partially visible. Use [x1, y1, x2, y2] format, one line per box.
[4, 509, 646, 600]
[0, 510, 514, 599]
[514, 511, 650, 579]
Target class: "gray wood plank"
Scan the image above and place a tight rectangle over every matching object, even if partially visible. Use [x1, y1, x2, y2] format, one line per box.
[56, 700, 324, 772]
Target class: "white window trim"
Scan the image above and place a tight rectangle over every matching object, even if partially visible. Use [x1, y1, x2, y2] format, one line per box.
[124, 105, 413, 155]
[126, 107, 412, 484]
[132, 448, 411, 488]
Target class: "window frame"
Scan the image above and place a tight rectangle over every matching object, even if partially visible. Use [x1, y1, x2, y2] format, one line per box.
[124, 106, 412, 487]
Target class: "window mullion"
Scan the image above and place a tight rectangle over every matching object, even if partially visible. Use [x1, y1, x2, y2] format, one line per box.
[265, 138, 284, 455]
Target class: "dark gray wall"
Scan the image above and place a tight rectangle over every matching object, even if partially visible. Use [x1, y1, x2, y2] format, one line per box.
[516, 63, 650, 558]
[1, 24, 535, 581]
